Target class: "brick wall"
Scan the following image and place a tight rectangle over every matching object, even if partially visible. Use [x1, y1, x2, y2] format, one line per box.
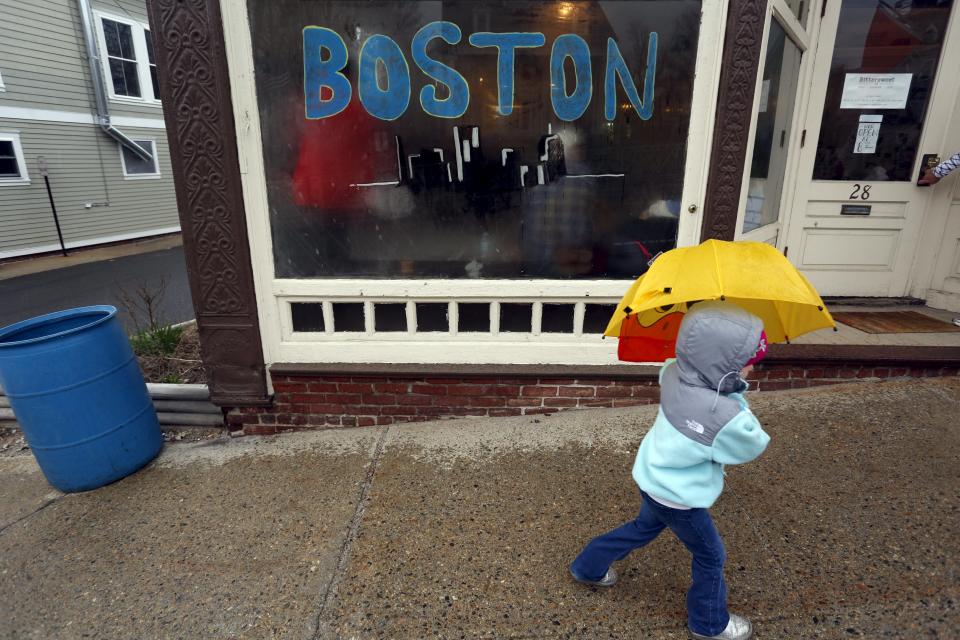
[747, 363, 959, 391]
[226, 363, 960, 435]
[228, 375, 661, 433]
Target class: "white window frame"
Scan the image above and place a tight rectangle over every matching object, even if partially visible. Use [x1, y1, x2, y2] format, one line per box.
[0, 132, 30, 186]
[119, 138, 161, 179]
[0, 70, 6, 92]
[94, 11, 161, 105]
[219, 0, 730, 368]
[144, 28, 160, 101]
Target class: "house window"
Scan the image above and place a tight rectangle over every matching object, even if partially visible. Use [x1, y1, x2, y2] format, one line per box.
[0, 134, 29, 185]
[102, 18, 141, 98]
[96, 14, 160, 103]
[145, 30, 160, 99]
[120, 139, 160, 178]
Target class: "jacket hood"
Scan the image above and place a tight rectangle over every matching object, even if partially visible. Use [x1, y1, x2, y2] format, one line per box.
[675, 301, 764, 392]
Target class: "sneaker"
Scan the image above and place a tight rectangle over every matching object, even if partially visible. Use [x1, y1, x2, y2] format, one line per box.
[688, 614, 753, 640]
[569, 566, 618, 587]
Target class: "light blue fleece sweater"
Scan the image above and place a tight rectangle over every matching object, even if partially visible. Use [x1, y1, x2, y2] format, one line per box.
[632, 302, 771, 509]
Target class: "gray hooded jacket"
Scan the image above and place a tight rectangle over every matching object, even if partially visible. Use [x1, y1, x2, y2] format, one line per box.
[631, 302, 771, 508]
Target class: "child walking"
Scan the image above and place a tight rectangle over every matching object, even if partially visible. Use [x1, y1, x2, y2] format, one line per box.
[570, 301, 771, 640]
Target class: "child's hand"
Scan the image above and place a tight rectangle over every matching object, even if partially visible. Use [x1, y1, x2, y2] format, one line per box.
[741, 364, 754, 378]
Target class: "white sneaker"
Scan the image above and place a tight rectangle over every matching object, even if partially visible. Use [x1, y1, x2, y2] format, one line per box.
[688, 614, 753, 640]
[569, 566, 618, 587]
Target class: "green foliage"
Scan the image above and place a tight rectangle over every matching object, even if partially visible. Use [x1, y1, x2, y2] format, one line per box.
[159, 372, 184, 384]
[130, 324, 184, 357]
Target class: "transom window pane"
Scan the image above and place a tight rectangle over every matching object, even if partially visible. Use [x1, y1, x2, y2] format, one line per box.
[0, 141, 20, 177]
[499, 303, 533, 333]
[415, 303, 449, 332]
[102, 18, 141, 98]
[374, 303, 407, 331]
[333, 303, 365, 331]
[458, 303, 490, 333]
[583, 303, 617, 333]
[246, 0, 703, 279]
[122, 140, 158, 175]
[541, 303, 575, 333]
[812, 0, 955, 181]
[290, 302, 325, 331]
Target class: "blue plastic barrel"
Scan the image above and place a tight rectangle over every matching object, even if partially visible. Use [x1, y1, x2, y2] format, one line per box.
[0, 305, 162, 492]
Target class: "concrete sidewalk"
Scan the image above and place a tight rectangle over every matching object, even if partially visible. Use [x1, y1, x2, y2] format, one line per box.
[1, 379, 957, 639]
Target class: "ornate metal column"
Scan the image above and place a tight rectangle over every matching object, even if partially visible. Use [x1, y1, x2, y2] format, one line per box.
[701, 0, 766, 241]
[147, 0, 269, 405]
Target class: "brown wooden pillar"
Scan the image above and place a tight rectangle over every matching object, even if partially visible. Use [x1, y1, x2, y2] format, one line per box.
[147, 0, 270, 406]
[701, 0, 767, 241]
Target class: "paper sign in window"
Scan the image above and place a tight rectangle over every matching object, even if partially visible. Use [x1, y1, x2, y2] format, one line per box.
[854, 115, 882, 154]
[840, 74, 912, 109]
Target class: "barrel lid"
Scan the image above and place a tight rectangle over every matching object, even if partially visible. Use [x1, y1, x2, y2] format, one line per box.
[0, 305, 117, 348]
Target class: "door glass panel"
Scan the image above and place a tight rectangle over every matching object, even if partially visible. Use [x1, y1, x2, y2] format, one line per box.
[813, 0, 954, 181]
[743, 18, 802, 234]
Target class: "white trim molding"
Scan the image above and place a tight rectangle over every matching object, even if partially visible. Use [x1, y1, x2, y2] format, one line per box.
[0, 69, 6, 92]
[0, 105, 166, 129]
[0, 132, 30, 186]
[675, 0, 728, 247]
[110, 115, 166, 129]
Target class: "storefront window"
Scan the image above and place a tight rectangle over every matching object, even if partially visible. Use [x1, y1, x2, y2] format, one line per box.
[813, 0, 954, 182]
[247, 0, 701, 279]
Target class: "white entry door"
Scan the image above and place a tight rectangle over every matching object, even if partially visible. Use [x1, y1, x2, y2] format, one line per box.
[925, 94, 960, 312]
[783, 0, 959, 297]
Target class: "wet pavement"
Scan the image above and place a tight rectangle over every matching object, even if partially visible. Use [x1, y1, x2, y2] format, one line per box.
[1, 378, 957, 639]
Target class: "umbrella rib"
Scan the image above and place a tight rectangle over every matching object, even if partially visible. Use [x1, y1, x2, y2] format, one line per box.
[712, 241, 724, 296]
[772, 299, 789, 343]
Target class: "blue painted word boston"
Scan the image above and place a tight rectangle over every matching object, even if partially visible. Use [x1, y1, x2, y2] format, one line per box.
[304, 22, 658, 122]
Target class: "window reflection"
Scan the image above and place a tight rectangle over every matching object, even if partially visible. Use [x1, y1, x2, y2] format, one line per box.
[813, 0, 954, 182]
[247, 0, 702, 279]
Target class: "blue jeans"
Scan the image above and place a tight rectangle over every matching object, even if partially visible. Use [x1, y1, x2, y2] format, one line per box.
[570, 490, 729, 636]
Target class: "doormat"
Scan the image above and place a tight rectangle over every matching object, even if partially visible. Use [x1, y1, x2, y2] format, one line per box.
[832, 310, 960, 334]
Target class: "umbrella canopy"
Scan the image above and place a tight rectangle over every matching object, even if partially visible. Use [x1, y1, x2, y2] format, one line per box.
[605, 240, 835, 358]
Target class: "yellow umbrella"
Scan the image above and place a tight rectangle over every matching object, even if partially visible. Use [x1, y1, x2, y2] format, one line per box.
[605, 239, 835, 346]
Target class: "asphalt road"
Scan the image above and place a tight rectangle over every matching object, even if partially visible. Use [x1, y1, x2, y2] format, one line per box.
[0, 246, 194, 333]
